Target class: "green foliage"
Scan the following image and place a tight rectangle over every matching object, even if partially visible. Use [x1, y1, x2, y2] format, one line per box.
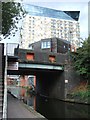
[67, 84, 90, 103]
[72, 91, 88, 99]
[70, 85, 90, 103]
[2, 2, 26, 38]
[72, 36, 90, 80]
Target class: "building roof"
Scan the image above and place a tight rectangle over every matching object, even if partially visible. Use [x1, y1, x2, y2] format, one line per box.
[64, 11, 80, 21]
[23, 4, 75, 21]
[29, 37, 70, 47]
[55, 37, 71, 44]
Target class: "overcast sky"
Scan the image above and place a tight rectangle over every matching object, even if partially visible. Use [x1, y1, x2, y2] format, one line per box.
[1, 0, 89, 43]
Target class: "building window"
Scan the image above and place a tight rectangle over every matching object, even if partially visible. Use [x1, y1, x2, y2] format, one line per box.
[26, 53, 34, 61]
[49, 55, 56, 63]
[41, 41, 51, 49]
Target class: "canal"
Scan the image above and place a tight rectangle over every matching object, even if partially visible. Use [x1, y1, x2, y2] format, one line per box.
[8, 86, 90, 119]
[24, 94, 90, 119]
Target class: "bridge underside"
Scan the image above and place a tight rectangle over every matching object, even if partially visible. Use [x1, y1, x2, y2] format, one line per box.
[8, 68, 62, 75]
[7, 63, 65, 100]
[7, 63, 63, 75]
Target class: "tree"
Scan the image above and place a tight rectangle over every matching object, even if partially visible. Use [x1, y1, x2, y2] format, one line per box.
[72, 36, 90, 80]
[1, 2, 26, 38]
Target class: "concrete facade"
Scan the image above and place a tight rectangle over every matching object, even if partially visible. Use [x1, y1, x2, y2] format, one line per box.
[14, 47, 68, 65]
[64, 64, 80, 98]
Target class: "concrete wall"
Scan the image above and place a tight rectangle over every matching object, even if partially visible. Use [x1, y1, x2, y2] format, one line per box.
[14, 48, 67, 65]
[36, 63, 81, 100]
[64, 64, 80, 98]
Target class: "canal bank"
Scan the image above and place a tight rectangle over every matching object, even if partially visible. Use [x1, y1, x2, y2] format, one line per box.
[7, 93, 46, 119]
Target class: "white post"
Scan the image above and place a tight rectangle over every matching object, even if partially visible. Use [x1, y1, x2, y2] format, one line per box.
[3, 43, 7, 119]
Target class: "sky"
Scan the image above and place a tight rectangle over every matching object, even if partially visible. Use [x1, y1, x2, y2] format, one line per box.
[0, 0, 89, 43]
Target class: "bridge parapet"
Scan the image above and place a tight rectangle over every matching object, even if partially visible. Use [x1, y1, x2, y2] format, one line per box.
[14, 48, 68, 66]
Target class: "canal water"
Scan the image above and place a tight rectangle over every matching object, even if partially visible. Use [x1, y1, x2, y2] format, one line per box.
[24, 94, 90, 119]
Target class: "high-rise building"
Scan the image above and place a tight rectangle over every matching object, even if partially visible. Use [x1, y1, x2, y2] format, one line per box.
[20, 4, 80, 49]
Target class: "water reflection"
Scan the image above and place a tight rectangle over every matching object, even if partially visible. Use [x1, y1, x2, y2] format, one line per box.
[23, 94, 34, 108]
[25, 94, 37, 111]
[25, 94, 90, 119]
[36, 95, 65, 118]
[65, 102, 89, 118]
